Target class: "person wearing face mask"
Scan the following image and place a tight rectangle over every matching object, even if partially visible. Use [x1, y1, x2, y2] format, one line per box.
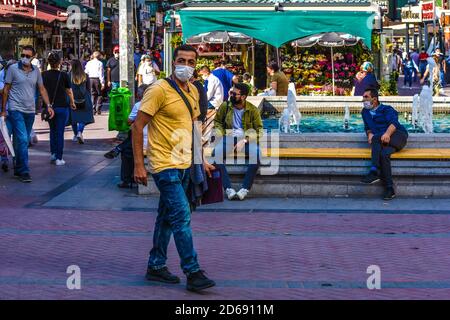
[137, 54, 160, 86]
[1, 46, 54, 183]
[361, 88, 408, 200]
[212, 83, 263, 201]
[198, 65, 224, 110]
[132, 44, 216, 293]
[106, 45, 121, 90]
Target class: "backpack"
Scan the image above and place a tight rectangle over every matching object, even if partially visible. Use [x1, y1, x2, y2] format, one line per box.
[71, 76, 87, 110]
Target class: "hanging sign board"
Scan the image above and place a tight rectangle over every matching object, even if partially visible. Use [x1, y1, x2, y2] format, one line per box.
[422, 0, 436, 21]
[401, 5, 423, 23]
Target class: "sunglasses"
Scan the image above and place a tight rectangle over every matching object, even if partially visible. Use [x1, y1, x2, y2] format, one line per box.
[21, 54, 32, 59]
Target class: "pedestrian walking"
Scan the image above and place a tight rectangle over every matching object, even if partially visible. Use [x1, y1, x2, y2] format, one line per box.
[42, 52, 76, 166]
[70, 59, 95, 144]
[1, 46, 54, 182]
[84, 51, 105, 115]
[107, 45, 120, 90]
[199, 65, 224, 109]
[418, 48, 429, 79]
[402, 55, 418, 88]
[137, 54, 160, 86]
[132, 44, 216, 292]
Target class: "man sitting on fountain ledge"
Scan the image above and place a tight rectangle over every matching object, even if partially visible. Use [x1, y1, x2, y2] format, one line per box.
[360, 88, 409, 200]
[212, 83, 263, 201]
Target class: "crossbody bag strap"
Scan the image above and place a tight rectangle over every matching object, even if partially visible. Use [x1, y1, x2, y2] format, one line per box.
[164, 78, 194, 119]
[50, 71, 62, 106]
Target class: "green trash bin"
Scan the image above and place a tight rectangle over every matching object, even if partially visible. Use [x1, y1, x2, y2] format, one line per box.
[108, 87, 132, 132]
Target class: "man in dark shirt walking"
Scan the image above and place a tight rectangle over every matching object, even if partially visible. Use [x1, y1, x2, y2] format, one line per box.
[107, 45, 120, 90]
[360, 88, 408, 200]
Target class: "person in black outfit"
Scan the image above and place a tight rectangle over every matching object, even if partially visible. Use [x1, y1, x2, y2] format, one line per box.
[42, 52, 76, 166]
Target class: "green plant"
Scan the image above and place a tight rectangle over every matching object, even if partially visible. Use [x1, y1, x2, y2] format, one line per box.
[170, 34, 183, 48]
[380, 73, 398, 96]
[157, 71, 167, 80]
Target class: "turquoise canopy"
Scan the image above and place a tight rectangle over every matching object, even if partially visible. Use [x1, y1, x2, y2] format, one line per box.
[179, 10, 376, 49]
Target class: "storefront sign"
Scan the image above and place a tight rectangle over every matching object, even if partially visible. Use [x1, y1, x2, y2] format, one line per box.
[0, 0, 36, 6]
[422, 0, 436, 21]
[372, 0, 389, 14]
[401, 6, 422, 23]
[0, 28, 34, 36]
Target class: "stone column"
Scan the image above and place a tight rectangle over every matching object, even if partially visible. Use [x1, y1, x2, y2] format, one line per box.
[119, 0, 135, 104]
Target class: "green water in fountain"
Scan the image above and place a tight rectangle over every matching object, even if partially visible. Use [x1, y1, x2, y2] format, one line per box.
[263, 113, 450, 133]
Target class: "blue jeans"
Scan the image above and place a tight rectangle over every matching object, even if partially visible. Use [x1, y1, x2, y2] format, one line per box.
[8, 110, 35, 175]
[440, 71, 446, 87]
[212, 137, 261, 191]
[148, 168, 200, 275]
[419, 61, 428, 78]
[72, 122, 86, 135]
[404, 68, 413, 87]
[49, 107, 69, 160]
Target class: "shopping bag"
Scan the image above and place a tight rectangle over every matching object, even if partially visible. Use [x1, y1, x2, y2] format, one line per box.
[0, 116, 14, 157]
[201, 168, 224, 205]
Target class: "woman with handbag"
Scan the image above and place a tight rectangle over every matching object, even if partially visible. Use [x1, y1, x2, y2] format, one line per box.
[69, 60, 95, 144]
[42, 52, 76, 166]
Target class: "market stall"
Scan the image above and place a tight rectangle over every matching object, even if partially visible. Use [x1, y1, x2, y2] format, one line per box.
[186, 31, 252, 76]
[282, 32, 372, 96]
[175, 0, 379, 94]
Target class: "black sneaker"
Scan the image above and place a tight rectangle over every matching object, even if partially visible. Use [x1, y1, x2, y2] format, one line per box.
[361, 171, 381, 184]
[145, 267, 180, 284]
[19, 173, 32, 183]
[383, 187, 396, 201]
[104, 148, 120, 159]
[186, 270, 216, 292]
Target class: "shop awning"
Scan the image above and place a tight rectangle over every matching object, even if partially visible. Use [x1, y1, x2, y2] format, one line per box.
[0, 4, 67, 23]
[179, 9, 377, 49]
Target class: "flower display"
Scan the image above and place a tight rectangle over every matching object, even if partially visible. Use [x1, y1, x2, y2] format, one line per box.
[281, 46, 368, 96]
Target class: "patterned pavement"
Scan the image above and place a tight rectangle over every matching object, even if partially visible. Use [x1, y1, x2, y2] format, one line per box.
[1, 114, 450, 300]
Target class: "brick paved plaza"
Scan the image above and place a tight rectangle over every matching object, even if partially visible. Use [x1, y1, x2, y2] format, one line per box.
[1, 115, 450, 300]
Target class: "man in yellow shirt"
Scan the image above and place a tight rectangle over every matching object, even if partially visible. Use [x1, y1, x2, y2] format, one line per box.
[132, 45, 216, 292]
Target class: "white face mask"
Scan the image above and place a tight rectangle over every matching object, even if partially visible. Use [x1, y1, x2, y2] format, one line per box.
[363, 100, 373, 110]
[21, 57, 31, 65]
[174, 65, 194, 83]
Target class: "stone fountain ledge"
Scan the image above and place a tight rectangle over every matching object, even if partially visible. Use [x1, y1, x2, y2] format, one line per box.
[139, 133, 450, 198]
[139, 96, 450, 198]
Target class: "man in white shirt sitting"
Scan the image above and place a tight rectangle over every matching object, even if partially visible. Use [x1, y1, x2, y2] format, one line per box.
[84, 51, 105, 115]
[199, 66, 224, 110]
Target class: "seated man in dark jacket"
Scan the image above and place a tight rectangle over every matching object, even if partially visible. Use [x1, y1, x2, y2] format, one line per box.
[361, 88, 408, 200]
[212, 83, 263, 201]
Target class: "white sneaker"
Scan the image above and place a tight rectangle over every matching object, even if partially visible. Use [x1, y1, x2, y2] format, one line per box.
[55, 159, 66, 166]
[237, 188, 249, 201]
[72, 135, 78, 142]
[50, 154, 57, 163]
[226, 188, 237, 200]
[77, 132, 84, 144]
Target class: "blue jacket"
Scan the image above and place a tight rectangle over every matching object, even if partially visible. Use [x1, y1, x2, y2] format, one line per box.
[212, 68, 233, 101]
[361, 104, 408, 136]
